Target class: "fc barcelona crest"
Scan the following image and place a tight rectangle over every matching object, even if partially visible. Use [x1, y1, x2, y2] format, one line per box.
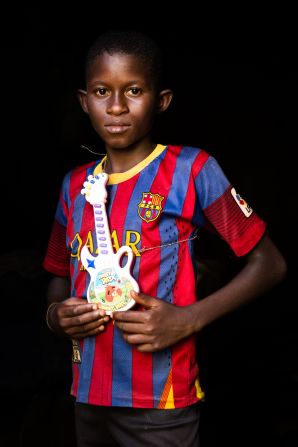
[138, 192, 164, 223]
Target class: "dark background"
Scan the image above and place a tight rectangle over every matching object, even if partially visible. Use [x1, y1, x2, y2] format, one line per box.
[0, 7, 296, 447]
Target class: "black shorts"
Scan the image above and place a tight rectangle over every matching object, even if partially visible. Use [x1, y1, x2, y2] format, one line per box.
[75, 402, 200, 447]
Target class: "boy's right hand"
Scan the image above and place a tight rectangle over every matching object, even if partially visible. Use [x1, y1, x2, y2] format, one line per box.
[47, 297, 110, 338]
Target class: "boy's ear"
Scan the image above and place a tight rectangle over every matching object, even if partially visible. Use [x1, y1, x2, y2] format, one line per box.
[157, 89, 173, 113]
[77, 89, 89, 114]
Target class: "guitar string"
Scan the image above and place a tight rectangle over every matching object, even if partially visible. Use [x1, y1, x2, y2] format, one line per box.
[80, 144, 107, 171]
[138, 232, 198, 254]
[80, 144, 105, 156]
[81, 144, 199, 253]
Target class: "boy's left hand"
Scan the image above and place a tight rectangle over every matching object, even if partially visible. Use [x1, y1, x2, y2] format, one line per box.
[112, 291, 193, 352]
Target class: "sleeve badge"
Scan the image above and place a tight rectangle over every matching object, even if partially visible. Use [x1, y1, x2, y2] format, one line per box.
[230, 187, 253, 217]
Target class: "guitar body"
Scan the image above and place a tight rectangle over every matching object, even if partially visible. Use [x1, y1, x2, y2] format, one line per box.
[81, 245, 139, 313]
[81, 173, 139, 314]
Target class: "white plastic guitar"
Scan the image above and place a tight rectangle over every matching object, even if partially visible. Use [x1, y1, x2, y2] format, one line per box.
[80, 173, 138, 314]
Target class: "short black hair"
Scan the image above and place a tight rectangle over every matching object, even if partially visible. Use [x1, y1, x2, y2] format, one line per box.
[85, 29, 164, 89]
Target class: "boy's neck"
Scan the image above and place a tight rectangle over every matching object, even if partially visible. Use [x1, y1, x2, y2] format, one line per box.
[105, 142, 156, 174]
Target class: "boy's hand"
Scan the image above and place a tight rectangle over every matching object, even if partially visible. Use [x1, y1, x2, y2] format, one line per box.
[112, 291, 194, 352]
[48, 297, 110, 338]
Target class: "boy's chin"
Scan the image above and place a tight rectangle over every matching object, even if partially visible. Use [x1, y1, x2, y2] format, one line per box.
[105, 138, 136, 151]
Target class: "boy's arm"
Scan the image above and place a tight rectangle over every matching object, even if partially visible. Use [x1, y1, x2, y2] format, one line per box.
[46, 276, 110, 338]
[112, 234, 287, 352]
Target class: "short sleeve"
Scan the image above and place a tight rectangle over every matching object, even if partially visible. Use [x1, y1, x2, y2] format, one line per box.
[194, 156, 267, 256]
[42, 172, 72, 276]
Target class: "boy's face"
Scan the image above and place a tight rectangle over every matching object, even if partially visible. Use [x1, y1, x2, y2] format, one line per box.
[79, 52, 171, 152]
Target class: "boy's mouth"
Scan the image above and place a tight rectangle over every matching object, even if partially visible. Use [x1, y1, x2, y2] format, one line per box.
[105, 123, 131, 134]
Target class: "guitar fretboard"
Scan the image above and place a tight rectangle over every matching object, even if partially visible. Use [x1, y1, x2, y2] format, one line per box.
[93, 203, 114, 256]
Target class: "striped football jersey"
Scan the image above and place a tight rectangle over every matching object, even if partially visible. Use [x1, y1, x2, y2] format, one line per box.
[43, 144, 266, 408]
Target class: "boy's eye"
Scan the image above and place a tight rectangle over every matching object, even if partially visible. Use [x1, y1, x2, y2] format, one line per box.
[128, 87, 142, 96]
[95, 88, 108, 96]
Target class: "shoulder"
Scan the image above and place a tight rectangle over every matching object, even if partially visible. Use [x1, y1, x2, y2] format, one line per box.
[165, 145, 212, 174]
[63, 160, 100, 183]
[70, 160, 100, 177]
[165, 145, 230, 186]
[166, 144, 210, 161]
[166, 144, 208, 156]
[60, 160, 101, 197]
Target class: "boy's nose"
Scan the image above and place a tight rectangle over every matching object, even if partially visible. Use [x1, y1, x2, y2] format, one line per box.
[106, 93, 129, 115]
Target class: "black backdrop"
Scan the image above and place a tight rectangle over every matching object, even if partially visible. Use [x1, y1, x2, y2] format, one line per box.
[0, 7, 296, 447]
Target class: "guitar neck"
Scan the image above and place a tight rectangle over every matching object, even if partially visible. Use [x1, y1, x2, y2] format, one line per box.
[93, 202, 114, 256]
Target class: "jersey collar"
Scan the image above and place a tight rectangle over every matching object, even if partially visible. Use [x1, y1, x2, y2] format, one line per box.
[93, 144, 166, 185]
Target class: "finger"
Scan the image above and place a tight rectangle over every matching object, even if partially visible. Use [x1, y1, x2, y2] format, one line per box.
[114, 321, 146, 334]
[64, 297, 91, 306]
[130, 291, 156, 308]
[62, 304, 104, 318]
[112, 309, 148, 323]
[67, 312, 110, 327]
[68, 318, 108, 336]
[61, 297, 104, 312]
[74, 304, 107, 317]
[122, 332, 153, 345]
[136, 344, 155, 353]
[71, 324, 106, 338]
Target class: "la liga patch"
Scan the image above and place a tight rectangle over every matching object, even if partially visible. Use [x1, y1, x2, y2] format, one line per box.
[231, 187, 253, 217]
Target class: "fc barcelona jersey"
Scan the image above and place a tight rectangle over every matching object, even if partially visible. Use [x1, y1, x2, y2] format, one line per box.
[43, 144, 266, 408]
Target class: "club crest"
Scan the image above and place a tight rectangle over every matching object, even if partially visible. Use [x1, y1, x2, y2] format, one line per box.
[138, 192, 164, 223]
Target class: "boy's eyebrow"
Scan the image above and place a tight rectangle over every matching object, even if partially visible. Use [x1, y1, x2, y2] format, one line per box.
[88, 79, 145, 87]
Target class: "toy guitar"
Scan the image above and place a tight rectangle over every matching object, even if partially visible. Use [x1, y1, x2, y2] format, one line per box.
[81, 173, 138, 314]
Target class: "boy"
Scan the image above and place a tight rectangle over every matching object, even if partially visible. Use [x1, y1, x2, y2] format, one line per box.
[43, 30, 287, 447]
